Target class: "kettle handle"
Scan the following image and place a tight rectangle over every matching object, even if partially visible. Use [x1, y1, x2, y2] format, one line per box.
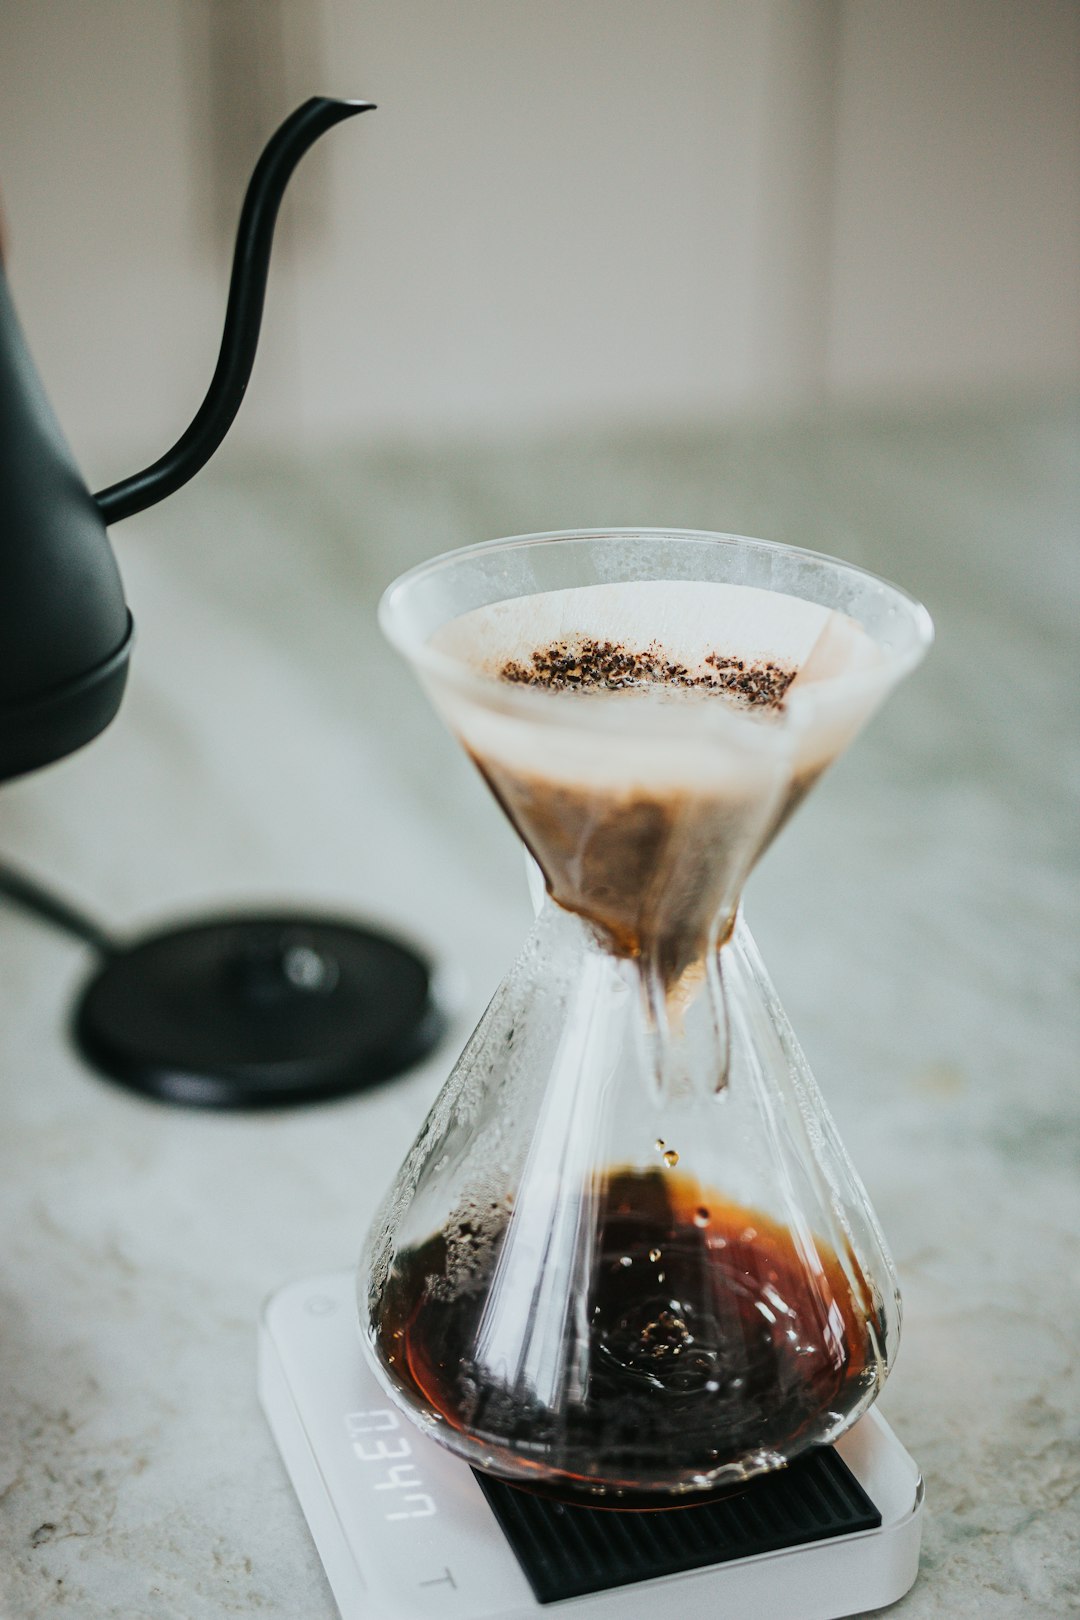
[93, 97, 373, 527]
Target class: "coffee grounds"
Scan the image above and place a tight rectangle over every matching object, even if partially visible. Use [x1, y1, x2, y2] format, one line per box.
[499, 638, 795, 710]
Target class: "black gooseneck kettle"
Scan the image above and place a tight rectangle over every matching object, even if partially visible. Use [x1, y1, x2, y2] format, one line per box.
[0, 98, 371, 781]
[0, 99, 445, 1108]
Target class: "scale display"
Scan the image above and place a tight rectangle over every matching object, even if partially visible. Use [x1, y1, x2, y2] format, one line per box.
[258, 1272, 924, 1620]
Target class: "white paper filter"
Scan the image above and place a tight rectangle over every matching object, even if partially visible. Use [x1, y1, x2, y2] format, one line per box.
[435, 581, 829, 676]
[429, 580, 892, 791]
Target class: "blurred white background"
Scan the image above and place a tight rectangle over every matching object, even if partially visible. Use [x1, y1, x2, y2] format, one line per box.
[1, 0, 1077, 488]
[1, 14, 1078, 1618]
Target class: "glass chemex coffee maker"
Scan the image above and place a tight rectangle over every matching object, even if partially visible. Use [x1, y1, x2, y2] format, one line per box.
[358, 529, 933, 1509]
[259, 526, 932, 1618]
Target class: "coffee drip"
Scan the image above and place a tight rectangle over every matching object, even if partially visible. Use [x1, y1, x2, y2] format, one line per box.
[362, 530, 931, 1504]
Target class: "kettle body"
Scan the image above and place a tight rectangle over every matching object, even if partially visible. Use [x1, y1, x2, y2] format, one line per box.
[0, 97, 371, 782]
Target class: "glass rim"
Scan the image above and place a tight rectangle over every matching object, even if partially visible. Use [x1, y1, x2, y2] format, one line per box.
[378, 527, 934, 739]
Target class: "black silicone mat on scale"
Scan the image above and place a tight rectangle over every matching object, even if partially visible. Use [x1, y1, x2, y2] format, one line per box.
[473, 1447, 881, 1604]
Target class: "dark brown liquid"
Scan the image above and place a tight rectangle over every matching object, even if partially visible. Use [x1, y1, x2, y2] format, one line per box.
[372, 1170, 882, 1505]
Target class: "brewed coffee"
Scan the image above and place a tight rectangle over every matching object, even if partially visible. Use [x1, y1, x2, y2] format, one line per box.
[373, 1169, 882, 1506]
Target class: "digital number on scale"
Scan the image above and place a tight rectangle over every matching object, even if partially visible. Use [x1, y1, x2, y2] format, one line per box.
[345, 1407, 437, 1523]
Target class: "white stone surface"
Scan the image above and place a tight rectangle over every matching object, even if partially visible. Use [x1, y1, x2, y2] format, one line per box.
[0, 401, 1076, 1617]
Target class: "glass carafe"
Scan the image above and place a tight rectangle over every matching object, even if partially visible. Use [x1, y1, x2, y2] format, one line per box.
[359, 529, 932, 1505]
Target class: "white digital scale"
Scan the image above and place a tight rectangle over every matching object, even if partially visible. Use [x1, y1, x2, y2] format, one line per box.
[258, 1271, 924, 1620]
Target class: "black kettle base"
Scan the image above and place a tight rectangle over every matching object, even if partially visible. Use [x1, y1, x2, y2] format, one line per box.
[73, 912, 445, 1109]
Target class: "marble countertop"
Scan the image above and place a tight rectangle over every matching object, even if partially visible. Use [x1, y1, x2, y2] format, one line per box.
[0, 398, 1076, 1618]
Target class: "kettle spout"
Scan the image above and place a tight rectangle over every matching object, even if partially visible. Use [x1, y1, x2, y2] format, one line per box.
[94, 97, 375, 526]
